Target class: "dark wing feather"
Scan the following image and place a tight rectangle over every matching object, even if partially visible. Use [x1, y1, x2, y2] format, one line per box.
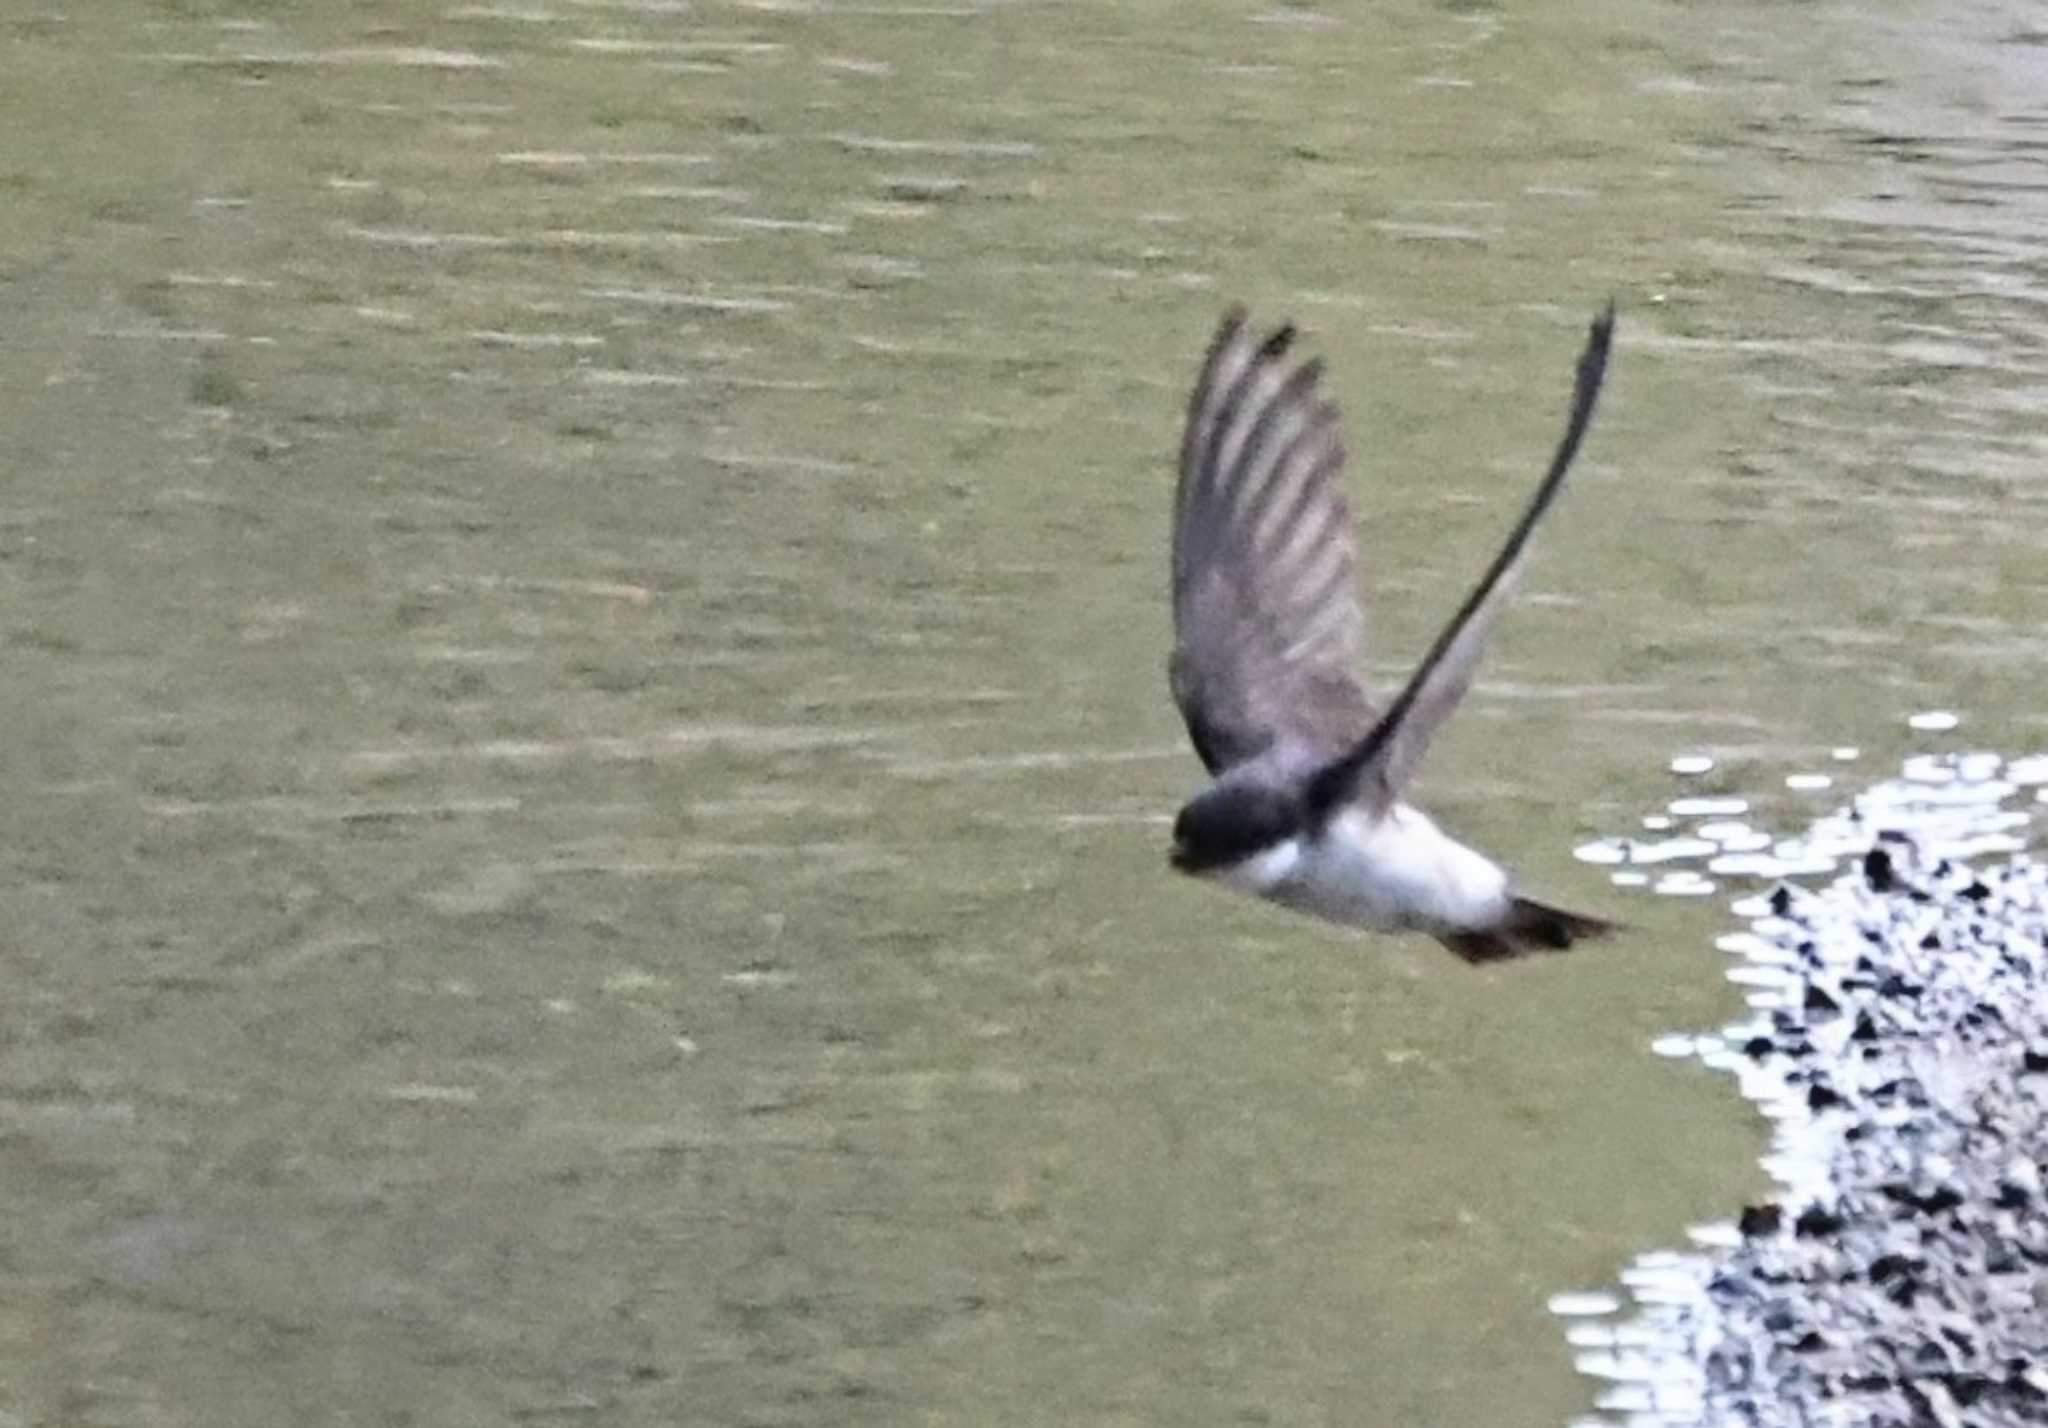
[1306, 303, 1616, 818]
[1170, 309, 1375, 775]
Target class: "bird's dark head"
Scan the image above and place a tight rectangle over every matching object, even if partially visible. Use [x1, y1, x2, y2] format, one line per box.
[1170, 781, 1305, 875]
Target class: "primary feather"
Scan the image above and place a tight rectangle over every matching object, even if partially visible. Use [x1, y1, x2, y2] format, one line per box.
[1170, 309, 1376, 776]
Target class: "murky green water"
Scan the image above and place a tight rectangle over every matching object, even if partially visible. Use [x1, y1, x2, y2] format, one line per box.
[5, 3, 2047, 1424]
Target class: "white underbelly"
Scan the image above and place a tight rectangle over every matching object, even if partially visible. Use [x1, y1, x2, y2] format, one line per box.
[1223, 804, 1511, 934]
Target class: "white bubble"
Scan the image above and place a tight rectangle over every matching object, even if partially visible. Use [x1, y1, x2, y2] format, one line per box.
[1907, 710, 1960, 732]
[1727, 964, 1799, 988]
[2008, 755, 2048, 785]
[1631, 836, 1717, 865]
[1670, 755, 1715, 775]
[1717, 932, 1795, 964]
[1653, 871, 1718, 897]
[1902, 755, 1956, 784]
[1957, 752, 2003, 783]
[1594, 1385, 1658, 1413]
[1669, 795, 1748, 817]
[1708, 852, 1789, 878]
[1786, 773, 1833, 792]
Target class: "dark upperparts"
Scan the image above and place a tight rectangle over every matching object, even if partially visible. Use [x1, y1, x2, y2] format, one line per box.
[1170, 781, 1305, 873]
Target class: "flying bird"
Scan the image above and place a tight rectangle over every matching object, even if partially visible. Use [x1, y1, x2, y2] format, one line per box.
[1167, 304, 1617, 963]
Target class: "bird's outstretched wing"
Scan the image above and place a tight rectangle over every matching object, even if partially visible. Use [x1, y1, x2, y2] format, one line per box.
[1306, 303, 1616, 819]
[1170, 309, 1376, 775]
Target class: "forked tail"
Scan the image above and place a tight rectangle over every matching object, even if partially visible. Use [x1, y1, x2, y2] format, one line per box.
[1438, 897, 1618, 965]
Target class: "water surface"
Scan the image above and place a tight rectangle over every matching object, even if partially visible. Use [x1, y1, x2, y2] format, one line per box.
[4, 3, 2047, 1425]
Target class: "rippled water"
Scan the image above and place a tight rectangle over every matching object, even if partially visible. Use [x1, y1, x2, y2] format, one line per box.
[5, 3, 2048, 1425]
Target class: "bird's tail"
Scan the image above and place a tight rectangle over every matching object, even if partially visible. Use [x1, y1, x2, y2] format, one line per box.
[1438, 897, 1618, 965]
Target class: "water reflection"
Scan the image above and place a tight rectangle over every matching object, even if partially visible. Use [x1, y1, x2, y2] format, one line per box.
[1575, 713, 2035, 901]
[1557, 721, 2043, 1426]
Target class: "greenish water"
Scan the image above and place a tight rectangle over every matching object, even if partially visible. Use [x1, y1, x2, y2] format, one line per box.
[4, 3, 2047, 1425]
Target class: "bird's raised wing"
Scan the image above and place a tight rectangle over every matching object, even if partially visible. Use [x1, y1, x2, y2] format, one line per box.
[1170, 309, 1376, 775]
[1306, 303, 1616, 819]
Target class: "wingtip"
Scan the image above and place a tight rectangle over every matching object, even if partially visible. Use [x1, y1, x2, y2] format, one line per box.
[1207, 305, 1299, 365]
[1202, 306, 1253, 369]
[1571, 302, 1617, 407]
[1258, 320, 1297, 361]
[1585, 300, 1617, 353]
